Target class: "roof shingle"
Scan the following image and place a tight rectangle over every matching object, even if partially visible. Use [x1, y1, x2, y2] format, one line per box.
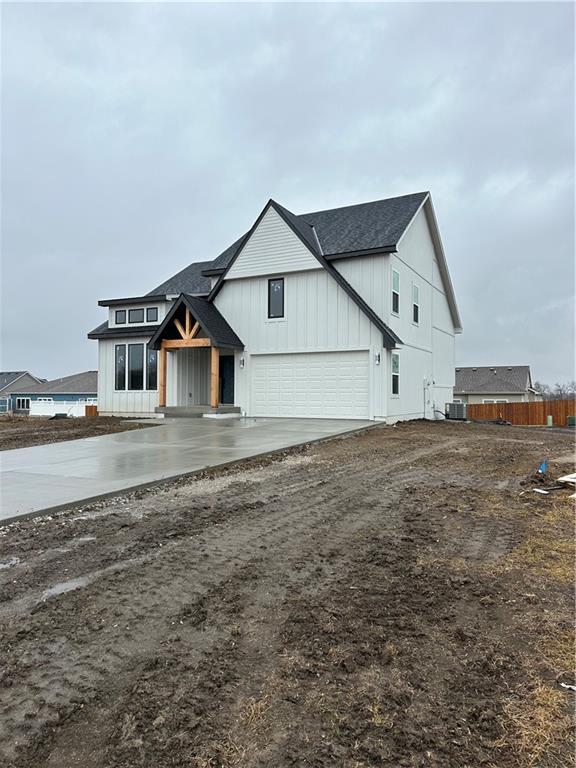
[454, 366, 532, 395]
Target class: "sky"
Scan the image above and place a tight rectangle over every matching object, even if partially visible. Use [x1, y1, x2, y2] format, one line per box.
[1, 1, 574, 384]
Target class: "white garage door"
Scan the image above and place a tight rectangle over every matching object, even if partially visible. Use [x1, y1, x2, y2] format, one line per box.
[251, 351, 370, 419]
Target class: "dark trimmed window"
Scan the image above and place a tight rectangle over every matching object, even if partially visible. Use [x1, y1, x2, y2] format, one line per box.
[115, 309, 126, 324]
[128, 344, 144, 390]
[115, 344, 126, 390]
[268, 278, 284, 319]
[412, 284, 419, 324]
[129, 308, 145, 323]
[146, 307, 158, 323]
[392, 269, 400, 315]
[391, 353, 400, 395]
[147, 349, 158, 390]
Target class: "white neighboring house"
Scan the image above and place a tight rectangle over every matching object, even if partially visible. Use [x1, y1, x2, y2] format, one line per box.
[453, 366, 542, 404]
[88, 192, 462, 422]
[11, 371, 98, 417]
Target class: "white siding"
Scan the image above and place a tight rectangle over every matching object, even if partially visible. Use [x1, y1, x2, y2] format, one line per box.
[97, 338, 159, 417]
[108, 300, 172, 329]
[227, 207, 319, 279]
[169, 348, 210, 406]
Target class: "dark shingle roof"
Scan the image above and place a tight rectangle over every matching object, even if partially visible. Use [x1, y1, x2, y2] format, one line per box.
[87, 322, 159, 340]
[148, 260, 213, 296]
[149, 294, 244, 350]
[15, 371, 98, 395]
[302, 192, 428, 256]
[454, 366, 532, 395]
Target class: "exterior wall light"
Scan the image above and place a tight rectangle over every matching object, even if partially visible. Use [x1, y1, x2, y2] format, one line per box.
[239, 357, 245, 369]
[374, 353, 381, 365]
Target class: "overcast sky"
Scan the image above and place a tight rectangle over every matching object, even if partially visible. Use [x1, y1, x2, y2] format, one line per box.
[1, 2, 574, 383]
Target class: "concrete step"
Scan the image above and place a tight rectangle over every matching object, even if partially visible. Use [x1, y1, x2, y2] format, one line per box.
[155, 405, 241, 419]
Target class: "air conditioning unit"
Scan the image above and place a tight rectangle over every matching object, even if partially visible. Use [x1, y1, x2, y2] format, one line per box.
[446, 402, 467, 420]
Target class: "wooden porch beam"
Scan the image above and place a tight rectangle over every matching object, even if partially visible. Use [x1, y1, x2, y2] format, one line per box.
[173, 318, 187, 339]
[185, 308, 192, 338]
[190, 321, 200, 339]
[158, 347, 167, 407]
[161, 338, 211, 349]
[210, 347, 219, 408]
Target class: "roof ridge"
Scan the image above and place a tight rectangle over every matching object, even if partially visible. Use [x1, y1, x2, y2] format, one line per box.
[298, 191, 429, 218]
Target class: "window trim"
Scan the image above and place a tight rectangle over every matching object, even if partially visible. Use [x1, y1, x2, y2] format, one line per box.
[267, 277, 285, 320]
[127, 343, 145, 391]
[391, 268, 400, 316]
[412, 283, 420, 325]
[128, 308, 145, 324]
[391, 352, 400, 397]
[115, 344, 127, 391]
[16, 397, 31, 410]
[115, 309, 126, 325]
[147, 348, 158, 391]
[146, 307, 158, 323]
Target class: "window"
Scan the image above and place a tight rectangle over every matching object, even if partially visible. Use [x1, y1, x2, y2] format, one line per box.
[128, 344, 144, 390]
[268, 278, 284, 319]
[412, 284, 420, 324]
[115, 309, 126, 324]
[37, 397, 53, 402]
[115, 345, 126, 390]
[147, 349, 158, 390]
[392, 269, 400, 315]
[453, 398, 462, 404]
[483, 399, 495, 404]
[16, 397, 30, 410]
[391, 353, 400, 395]
[129, 308, 145, 324]
[496, 399, 508, 404]
[146, 307, 158, 323]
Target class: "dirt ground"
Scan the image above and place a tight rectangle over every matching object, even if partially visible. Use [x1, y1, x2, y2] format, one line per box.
[0, 416, 157, 451]
[0, 421, 574, 768]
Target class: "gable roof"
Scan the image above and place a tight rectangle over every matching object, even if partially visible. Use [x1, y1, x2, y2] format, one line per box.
[0, 371, 44, 394]
[454, 366, 532, 395]
[208, 199, 403, 349]
[148, 294, 244, 350]
[14, 371, 98, 395]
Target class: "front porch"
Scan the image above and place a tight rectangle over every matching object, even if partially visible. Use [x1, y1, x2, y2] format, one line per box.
[148, 293, 244, 413]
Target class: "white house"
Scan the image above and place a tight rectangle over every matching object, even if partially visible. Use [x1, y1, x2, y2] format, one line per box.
[88, 192, 462, 422]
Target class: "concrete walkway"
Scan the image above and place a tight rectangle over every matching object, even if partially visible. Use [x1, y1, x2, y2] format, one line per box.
[0, 417, 372, 523]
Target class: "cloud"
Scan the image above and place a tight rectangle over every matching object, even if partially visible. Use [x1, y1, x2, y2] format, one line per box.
[1, 1, 574, 382]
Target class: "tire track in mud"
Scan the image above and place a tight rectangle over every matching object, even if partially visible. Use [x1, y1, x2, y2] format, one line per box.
[1, 437, 458, 764]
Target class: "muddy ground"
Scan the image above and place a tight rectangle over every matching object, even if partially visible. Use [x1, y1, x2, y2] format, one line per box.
[0, 416, 157, 451]
[0, 421, 574, 768]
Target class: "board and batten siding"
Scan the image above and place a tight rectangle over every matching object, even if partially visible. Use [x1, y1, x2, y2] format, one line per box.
[98, 337, 159, 416]
[166, 347, 210, 407]
[226, 207, 319, 279]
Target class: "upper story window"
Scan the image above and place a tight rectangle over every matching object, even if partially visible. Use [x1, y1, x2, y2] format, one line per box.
[268, 278, 284, 319]
[115, 309, 126, 324]
[146, 307, 158, 323]
[392, 269, 400, 315]
[128, 308, 145, 324]
[412, 284, 420, 324]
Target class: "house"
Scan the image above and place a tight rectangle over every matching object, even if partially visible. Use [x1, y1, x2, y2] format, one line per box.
[0, 372, 45, 412]
[453, 366, 542, 404]
[88, 192, 462, 422]
[11, 371, 98, 417]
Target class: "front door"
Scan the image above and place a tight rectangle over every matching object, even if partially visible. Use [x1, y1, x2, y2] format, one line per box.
[220, 356, 235, 404]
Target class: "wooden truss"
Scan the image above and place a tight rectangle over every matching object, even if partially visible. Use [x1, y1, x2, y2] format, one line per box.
[158, 308, 219, 409]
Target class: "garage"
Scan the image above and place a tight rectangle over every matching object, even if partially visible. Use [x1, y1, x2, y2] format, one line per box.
[250, 351, 370, 419]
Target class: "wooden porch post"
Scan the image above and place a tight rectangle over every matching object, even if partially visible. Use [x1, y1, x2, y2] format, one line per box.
[159, 346, 167, 407]
[210, 346, 220, 408]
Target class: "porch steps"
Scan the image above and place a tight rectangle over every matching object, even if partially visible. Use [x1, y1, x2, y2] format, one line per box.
[155, 405, 241, 419]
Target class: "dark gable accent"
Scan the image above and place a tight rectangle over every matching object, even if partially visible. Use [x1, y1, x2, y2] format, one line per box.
[208, 199, 403, 349]
[148, 294, 244, 351]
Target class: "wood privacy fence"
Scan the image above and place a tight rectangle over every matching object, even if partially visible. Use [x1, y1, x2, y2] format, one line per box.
[467, 399, 576, 426]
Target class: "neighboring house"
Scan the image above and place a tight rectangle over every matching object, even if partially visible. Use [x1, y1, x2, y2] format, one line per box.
[453, 366, 542, 404]
[88, 192, 462, 422]
[11, 371, 98, 416]
[0, 371, 45, 412]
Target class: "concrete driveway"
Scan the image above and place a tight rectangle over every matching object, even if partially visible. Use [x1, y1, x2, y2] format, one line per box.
[0, 417, 372, 523]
